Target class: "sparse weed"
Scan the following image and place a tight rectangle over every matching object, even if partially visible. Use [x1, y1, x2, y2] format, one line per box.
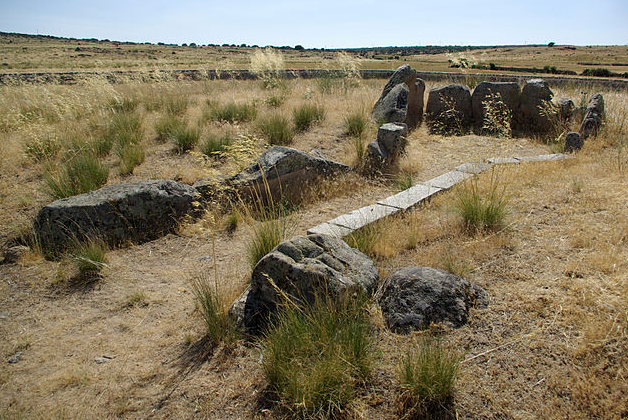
[257, 113, 294, 145]
[23, 135, 61, 162]
[109, 96, 139, 113]
[481, 92, 512, 138]
[225, 208, 240, 232]
[265, 95, 285, 107]
[538, 99, 570, 143]
[439, 249, 472, 278]
[261, 295, 374, 419]
[250, 47, 285, 89]
[344, 223, 382, 257]
[293, 103, 325, 132]
[428, 95, 466, 136]
[453, 169, 509, 233]
[163, 93, 189, 116]
[395, 170, 414, 191]
[398, 337, 462, 419]
[124, 290, 148, 308]
[189, 272, 239, 346]
[44, 152, 109, 199]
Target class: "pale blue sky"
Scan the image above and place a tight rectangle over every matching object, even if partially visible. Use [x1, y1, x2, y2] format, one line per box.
[1, 0, 627, 48]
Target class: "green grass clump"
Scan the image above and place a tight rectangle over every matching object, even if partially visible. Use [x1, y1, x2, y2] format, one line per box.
[71, 238, 109, 278]
[44, 152, 109, 199]
[344, 223, 382, 257]
[453, 170, 509, 233]
[189, 272, 239, 346]
[208, 102, 257, 123]
[200, 132, 233, 156]
[398, 337, 462, 418]
[257, 114, 294, 145]
[116, 143, 145, 175]
[395, 171, 414, 191]
[94, 110, 143, 157]
[261, 296, 374, 419]
[344, 111, 368, 138]
[109, 96, 139, 113]
[292, 103, 325, 132]
[23, 135, 61, 162]
[154, 114, 186, 143]
[170, 123, 200, 154]
[163, 94, 189, 116]
[246, 202, 290, 268]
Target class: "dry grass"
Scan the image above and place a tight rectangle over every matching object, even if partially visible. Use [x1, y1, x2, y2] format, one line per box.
[1, 73, 627, 419]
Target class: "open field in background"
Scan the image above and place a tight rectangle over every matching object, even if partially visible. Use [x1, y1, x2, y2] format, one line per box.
[0, 59, 627, 419]
[2, 32, 628, 77]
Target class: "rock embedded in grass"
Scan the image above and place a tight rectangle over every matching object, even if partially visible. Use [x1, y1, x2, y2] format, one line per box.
[579, 93, 605, 139]
[379, 266, 488, 333]
[366, 122, 408, 171]
[564, 131, 583, 153]
[471, 81, 521, 130]
[518, 78, 553, 133]
[35, 180, 200, 257]
[426, 84, 473, 134]
[229, 233, 379, 333]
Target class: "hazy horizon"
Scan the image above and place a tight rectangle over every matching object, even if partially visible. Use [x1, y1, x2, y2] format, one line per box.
[1, 0, 627, 49]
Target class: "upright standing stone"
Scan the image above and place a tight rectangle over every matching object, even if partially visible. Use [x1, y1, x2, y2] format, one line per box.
[366, 122, 408, 171]
[564, 132, 583, 153]
[471, 81, 521, 131]
[426, 84, 472, 135]
[518, 79, 554, 133]
[579, 94, 605, 139]
[372, 65, 424, 130]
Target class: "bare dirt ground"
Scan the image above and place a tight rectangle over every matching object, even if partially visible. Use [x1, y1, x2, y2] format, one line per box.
[1, 76, 626, 419]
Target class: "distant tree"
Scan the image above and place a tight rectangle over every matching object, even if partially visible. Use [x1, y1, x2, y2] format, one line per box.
[189, 42, 197, 47]
[294, 45, 304, 51]
[548, 42, 555, 47]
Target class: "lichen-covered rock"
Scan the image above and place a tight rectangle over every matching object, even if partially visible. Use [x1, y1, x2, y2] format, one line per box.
[230, 234, 379, 332]
[471, 81, 521, 130]
[580, 94, 605, 139]
[564, 131, 583, 153]
[378, 267, 488, 333]
[366, 123, 408, 171]
[557, 97, 575, 121]
[34, 180, 200, 257]
[229, 146, 349, 203]
[372, 65, 424, 130]
[518, 79, 554, 133]
[426, 84, 472, 134]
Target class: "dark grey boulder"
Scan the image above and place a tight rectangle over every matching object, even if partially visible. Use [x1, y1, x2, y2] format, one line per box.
[518, 79, 554, 133]
[372, 65, 424, 130]
[471, 82, 521, 130]
[580, 94, 605, 139]
[34, 180, 200, 257]
[564, 131, 583, 153]
[230, 234, 379, 332]
[366, 123, 408, 170]
[228, 146, 349, 203]
[426, 84, 472, 134]
[372, 83, 409, 124]
[557, 97, 575, 122]
[378, 267, 488, 333]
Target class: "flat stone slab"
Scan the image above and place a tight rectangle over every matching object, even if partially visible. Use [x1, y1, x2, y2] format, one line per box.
[424, 170, 473, 190]
[516, 153, 571, 162]
[377, 183, 442, 210]
[328, 204, 399, 230]
[306, 222, 354, 238]
[486, 157, 520, 164]
[454, 162, 493, 174]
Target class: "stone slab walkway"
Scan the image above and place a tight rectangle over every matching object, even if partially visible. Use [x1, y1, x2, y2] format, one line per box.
[307, 153, 571, 237]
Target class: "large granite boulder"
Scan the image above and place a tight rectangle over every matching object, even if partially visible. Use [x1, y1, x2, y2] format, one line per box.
[471, 81, 521, 131]
[372, 65, 424, 130]
[518, 79, 554, 133]
[378, 267, 488, 333]
[366, 122, 408, 171]
[35, 180, 200, 257]
[230, 234, 379, 332]
[227, 146, 349, 203]
[426, 84, 472, 135]
[579, 94, 605, 139]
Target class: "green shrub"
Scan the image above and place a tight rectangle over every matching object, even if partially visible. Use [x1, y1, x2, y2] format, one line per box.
[200, 132, 233, 156]
[398, 337, 462, 418]
[155, 114, 186, 143]
[344, 111, 368, 138]
[189, 272, 239, 346]
[44, 152, 109, 199]
[208, 102, 257, 123]
[170, 124, 200, 154]
[257, 114, 294, 145]
[453, 170, 509, 232]
[293, 103, 325, 132]
[116, 143, 145, 175]
[71, 238, 109, 278]
[261, 296, 374, 419]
